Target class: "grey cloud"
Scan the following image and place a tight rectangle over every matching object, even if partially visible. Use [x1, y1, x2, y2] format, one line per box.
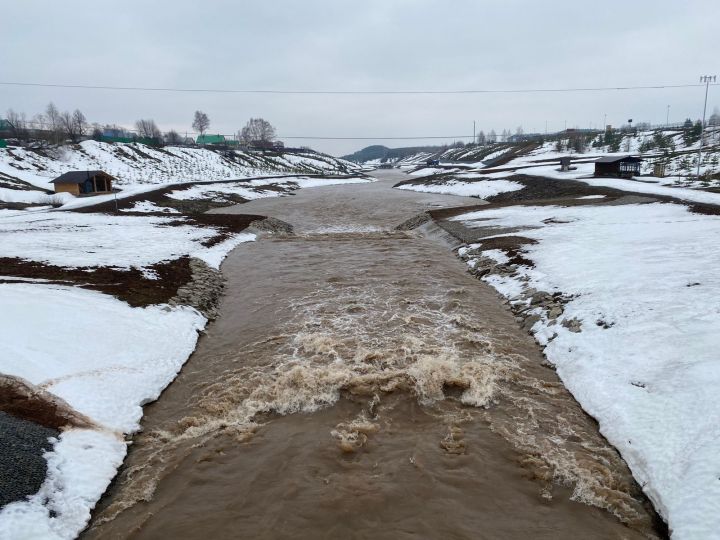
[0, 0, 717, 155]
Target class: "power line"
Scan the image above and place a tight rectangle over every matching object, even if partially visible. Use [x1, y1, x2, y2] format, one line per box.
[280, 135, 475, 140]
[0, 81, 716, 95]
[11, 120, 479, 139]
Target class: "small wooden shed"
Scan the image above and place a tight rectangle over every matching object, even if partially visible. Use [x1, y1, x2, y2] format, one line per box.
[594, 156, 642, 178]
[51, 171, 115, 196]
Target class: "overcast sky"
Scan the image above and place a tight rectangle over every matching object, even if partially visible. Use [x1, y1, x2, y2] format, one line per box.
[1, 0, 717, 155]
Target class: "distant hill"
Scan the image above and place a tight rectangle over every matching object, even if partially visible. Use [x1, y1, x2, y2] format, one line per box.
[343, 144, 446, 163]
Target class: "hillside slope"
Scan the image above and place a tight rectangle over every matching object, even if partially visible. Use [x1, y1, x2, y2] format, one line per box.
[0, 141, 361, 193]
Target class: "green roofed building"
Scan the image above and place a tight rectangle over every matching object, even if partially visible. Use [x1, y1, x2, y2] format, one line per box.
[196, 134, 226, 145]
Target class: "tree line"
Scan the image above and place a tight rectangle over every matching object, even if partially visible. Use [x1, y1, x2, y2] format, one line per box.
[2, 104, 280, 148]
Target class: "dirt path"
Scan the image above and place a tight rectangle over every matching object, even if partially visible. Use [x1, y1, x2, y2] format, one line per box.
[84, 170, 663, 539]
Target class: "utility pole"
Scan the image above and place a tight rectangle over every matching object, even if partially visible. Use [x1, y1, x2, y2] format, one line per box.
[603, 113, 607, 130]
[473, 121, 476, 144]
[666, 105, 670, 127]
[696, 75, 716, 182]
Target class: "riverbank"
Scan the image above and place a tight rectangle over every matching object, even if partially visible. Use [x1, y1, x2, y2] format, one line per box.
[419, 174, 720, 539]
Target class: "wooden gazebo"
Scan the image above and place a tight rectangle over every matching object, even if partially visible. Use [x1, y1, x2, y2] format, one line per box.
[594, 156, 642, 178]
[51, 171, 115, 196]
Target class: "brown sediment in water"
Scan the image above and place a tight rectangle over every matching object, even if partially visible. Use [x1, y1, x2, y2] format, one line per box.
[83, 171, 666, 539]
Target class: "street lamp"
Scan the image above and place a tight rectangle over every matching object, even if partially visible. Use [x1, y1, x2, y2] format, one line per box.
[697, 75, 717, 182]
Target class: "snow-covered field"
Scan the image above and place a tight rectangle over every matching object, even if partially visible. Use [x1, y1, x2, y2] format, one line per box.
[0, 210, 224, 271]
[480, 161, 720, 207]
[396, 178, 523, 198]
[167, 176, 371, 203]
[377, 126, 720, 193]
[0, 142, 369, 214]
[453, 202, 720, 539]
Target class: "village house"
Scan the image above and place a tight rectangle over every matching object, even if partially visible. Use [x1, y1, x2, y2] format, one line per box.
[594, 156, 643, 178]
[51, 170, 115, 196]
[196, 134, 226, 145]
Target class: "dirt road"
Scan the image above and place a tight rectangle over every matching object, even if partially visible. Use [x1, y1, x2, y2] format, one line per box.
[85, 170, 662, 539]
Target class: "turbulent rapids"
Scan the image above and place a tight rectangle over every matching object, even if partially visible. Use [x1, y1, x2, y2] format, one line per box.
[85, 172, 662, 539]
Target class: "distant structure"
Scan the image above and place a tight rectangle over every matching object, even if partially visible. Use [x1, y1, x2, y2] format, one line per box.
[653, 163, 666, 178]
[559, 157, 572, 171]
[594, 156, 642, 178]
[51, 170, 115, 196]
[196, 134, 226, 145]
[0, 119, 10, 138]
[247, 139, 283, 150]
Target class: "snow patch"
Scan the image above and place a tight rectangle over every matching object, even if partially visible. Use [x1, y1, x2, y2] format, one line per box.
[396, 179, 523, 198]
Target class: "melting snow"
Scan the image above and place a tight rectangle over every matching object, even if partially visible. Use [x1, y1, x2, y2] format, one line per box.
[396, 179, 523, 198]
[454, 202, 720, 538]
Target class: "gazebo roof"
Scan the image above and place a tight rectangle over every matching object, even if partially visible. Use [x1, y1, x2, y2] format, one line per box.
[595, 156, 643, 164]
[51, 171, 114, 184]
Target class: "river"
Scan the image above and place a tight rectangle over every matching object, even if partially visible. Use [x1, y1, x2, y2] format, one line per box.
[84, 170, 661, 539]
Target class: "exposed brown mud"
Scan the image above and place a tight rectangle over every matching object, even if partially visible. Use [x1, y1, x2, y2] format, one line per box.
[0, 375, 95, 430]
[83, 171, 665, 539]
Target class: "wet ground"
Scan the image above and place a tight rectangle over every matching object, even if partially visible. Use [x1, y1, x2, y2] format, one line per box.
[84, 170, 663, 539]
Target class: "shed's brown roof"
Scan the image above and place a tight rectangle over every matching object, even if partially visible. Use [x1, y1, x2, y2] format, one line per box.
[51, 171, 114, 184]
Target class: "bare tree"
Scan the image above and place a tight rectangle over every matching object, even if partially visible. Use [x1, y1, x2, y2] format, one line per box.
[59, 109, 87, 143]
[72, 109, 87, 139]
[192, 110, 210, 136]
[709, 107, 720, 126]
[45, 102, 63, 144]
[5, 109, 29, 141]
[476, 130, 486, 146]
[91, 123, 104, 141]
[135, 119, 161, 139]
[165, 130, 182, 144]
[239, 117, 276, 146]
[60, 111, 76, 142]
[488, 129, 497, 143]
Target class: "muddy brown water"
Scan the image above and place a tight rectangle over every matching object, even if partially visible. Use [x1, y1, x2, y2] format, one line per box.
[85, 171, 662, 539]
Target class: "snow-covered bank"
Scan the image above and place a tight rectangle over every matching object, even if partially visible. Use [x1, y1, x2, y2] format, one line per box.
[453, 202, 720, 538]
[0, 284, 207, 539]
[0, 210, 219, 270]
[166, 175, 372, 203]
[0, 204, 257, 537]
[396, 178, 523, 198]
[482, 161, 720, 206]
[0, 284, 207, 433]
